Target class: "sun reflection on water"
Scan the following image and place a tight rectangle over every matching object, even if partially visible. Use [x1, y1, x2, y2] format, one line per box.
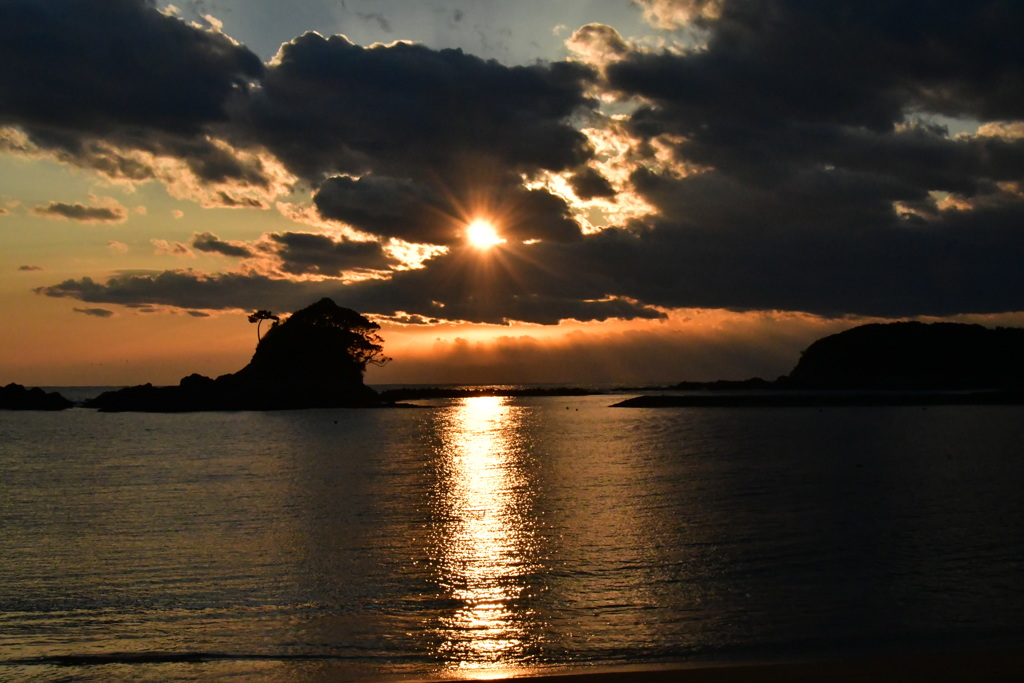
[430, 396, 543, 675]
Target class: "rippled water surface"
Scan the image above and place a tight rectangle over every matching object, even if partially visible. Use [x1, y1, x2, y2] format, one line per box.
[2, 395, 1024, 681]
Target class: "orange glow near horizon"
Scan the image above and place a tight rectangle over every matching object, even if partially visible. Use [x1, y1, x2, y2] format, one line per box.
[12, 295, 1024, 388]
[367, 308, 878, 387]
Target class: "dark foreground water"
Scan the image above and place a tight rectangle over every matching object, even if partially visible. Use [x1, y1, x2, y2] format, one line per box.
[2, 394, 1023, 681]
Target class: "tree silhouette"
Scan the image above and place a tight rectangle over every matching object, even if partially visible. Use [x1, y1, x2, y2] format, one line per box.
[247, 309, 280, 341]
[266, 298, 391, 372]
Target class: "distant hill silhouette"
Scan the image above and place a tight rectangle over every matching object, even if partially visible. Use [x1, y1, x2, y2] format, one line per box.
[87, 299, 387, 412]
[629, 321, 1024, 407]
[782, 321, 1024, 390]
[0, 383, 73, 411]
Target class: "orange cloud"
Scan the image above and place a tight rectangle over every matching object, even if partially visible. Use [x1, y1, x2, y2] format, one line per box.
[151, 239, 195, 257]
[632, 0, 722, 29]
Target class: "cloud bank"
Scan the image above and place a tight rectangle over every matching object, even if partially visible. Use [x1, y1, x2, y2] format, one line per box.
[5, 0, 1024, 324]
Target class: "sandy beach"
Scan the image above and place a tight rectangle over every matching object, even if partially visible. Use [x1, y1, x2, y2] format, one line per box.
[448, 649, 1024, 683]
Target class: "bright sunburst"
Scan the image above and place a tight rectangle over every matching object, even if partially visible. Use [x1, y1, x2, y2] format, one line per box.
[465, 219, 503, 249]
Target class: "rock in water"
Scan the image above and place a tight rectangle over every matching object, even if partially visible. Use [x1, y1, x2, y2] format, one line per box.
[87, 299, 386, 411]
[1, 383, 74, 410]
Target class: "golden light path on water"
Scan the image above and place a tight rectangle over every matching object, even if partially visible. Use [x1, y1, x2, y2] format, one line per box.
[430, 396, 542, 677]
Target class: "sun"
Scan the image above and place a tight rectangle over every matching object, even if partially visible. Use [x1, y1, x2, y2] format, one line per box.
[465, 218, 503, 249]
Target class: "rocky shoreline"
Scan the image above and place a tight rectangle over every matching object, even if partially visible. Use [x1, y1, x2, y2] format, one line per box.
[9, 321, 1024, 412]
[0, 383, 74, 411]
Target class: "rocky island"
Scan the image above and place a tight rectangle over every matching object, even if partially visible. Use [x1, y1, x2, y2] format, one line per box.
[614, 321, 1024, 407]
[86, 298, 391, 412]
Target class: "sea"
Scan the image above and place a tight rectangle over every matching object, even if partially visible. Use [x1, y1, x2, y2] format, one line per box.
[2, 387, 1023, 682]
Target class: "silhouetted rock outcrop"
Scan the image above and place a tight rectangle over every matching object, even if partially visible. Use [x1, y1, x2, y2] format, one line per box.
[86, 299, 387, 412]
[617, 322, 1024, 407]
[1, 383, 74, 410]
[783, 322, 1024, 390]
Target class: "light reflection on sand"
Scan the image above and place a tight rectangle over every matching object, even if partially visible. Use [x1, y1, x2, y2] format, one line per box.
[430, 396, 543, 676]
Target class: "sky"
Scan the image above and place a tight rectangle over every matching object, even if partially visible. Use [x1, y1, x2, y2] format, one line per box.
[2, 0, 1024, 387]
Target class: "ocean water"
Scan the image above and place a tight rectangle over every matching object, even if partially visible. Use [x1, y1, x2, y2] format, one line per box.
[2, 394, 1023, 681]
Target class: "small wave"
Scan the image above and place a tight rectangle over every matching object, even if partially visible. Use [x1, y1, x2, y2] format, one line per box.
[3, 651, 363, 667]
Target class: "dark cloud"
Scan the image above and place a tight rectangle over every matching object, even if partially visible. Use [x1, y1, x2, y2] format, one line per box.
[0, 0, 262, 135]
[268, 232, 397, 275]
[0, 0, 269, 189]
[570, 0, 1024, 317]
[37, 271, 324, 312]
[505, 190, 584, 243]
[550, 170, 1024, 318]
[607, 1, 1024, 179]
[73, 307, 114, 318]
[569, 167, 616, 200]
[239, 32, 595, 182]
[192, 231, 253, 258]
[313, 175, 456, 244]
[186, 310, 211, 317]
[32, 201, 127, 223]
[18, 265, 43, 271]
